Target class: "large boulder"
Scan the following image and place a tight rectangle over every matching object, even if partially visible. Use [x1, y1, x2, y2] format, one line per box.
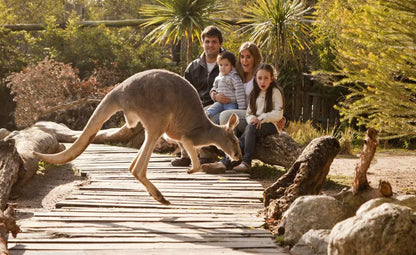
[283, 195, 348, 245]
[291, 229, 331, 255]
[328, 203, 416, 255]
[356, 195, 416, 215]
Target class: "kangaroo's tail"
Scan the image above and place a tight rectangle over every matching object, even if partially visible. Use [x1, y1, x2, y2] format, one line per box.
[33, 92, 121, 164]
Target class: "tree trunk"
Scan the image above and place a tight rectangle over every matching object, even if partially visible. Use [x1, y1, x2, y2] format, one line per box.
[263, 136, 340, 220]
[333, 128, 393, 216]
[352, 127, 378, 193]
[0, 205, 21, 255]
[4, 127, 63, 193]
[33, 121, 145, 149]
[0, 141, 21, 209]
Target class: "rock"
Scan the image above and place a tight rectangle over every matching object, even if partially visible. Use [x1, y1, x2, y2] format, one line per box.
[283, 195, 348, 245]
[396, 195, 416, 211]
[356, 195, 416, 216]
[328, 203, 416, 255]
[291, 229, 331, 255]
[254, 131, 302, 169]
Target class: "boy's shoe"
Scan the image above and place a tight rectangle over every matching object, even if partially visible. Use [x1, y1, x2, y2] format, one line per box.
[171, 157, 191, 167]
[201, 162, 226, 174]
[232, 162, 251, 173]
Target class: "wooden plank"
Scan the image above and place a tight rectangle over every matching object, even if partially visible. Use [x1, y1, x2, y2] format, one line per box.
[13, 143, 288, 255]
[50, 207, 259, 214]
[19, 221, 265, 229]
[10, 250, 282, 255]
[10, 248, 285, 255]
[9, 240, 277, 249]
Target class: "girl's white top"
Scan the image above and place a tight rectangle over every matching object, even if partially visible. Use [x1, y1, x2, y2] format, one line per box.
[246, 87, 284, 130]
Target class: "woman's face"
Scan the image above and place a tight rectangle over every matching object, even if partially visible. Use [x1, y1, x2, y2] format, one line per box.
[239, 49, 255, 74]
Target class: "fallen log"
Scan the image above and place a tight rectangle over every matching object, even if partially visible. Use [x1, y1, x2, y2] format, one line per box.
[0, 141, 20, 209]
[4, 127, 63, 191]
[263, 136, 341, 220]
[33, 121, 145, 148]
[0, 205, 21, 255]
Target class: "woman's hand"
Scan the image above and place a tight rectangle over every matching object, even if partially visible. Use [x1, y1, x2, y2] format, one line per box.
[277, 116, 286, 130]
[215, 93, 231, 104]
[250, 117, 262, 129]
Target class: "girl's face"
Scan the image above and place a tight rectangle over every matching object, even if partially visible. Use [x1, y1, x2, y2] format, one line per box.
[239, 49, 254, 73]
[218, 58, 233, 76]
[256, 69, 273, 92]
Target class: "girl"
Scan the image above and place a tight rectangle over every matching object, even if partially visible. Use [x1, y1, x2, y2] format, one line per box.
[203, 63, 284, 172]
[233, 63, 284, 171]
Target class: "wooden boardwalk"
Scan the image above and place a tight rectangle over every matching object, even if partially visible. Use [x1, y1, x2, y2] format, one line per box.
[9, 144, 289, 254]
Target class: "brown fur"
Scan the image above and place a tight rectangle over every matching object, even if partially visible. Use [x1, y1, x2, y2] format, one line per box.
[33, 69, 241, 205]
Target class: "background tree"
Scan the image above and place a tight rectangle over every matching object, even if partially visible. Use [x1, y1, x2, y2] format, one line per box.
[139, 0, 228, 64]
[239, 0, 312, 70]
[313, 0, 416, 139]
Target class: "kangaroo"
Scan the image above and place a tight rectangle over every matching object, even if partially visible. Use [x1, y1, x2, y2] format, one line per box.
[33, 69, 242, 205]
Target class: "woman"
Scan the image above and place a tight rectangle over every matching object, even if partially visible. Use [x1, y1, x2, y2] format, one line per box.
[211, 42, 263, 135]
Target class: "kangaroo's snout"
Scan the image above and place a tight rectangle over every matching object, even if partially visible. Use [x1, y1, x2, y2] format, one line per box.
[231, 146, 242, 161]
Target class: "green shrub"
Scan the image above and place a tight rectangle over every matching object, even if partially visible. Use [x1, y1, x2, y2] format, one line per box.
[286, 120, 356, 155]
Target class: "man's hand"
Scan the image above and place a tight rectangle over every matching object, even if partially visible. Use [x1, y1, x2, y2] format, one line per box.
[277, 116, 286, 131]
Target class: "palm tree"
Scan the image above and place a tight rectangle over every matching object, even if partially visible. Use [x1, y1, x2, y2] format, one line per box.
[239, 0, 312, 70]
[139, 0, 227, 64]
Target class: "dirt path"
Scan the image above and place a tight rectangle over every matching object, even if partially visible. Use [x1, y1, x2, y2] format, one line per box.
[329, 152, 416, 195]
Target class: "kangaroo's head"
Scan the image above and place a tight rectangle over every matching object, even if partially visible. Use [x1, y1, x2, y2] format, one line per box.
[221, 113, 242, 161]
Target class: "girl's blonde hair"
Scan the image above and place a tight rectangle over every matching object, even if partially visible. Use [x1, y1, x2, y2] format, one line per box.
[236, 42, 263, 83]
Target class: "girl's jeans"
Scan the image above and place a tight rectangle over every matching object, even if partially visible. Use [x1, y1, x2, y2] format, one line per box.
[221, 122, 277, 167]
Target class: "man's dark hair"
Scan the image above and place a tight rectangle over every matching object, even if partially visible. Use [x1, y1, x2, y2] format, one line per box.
[217, 51, 236, 67]
[201, 26, 223, 44]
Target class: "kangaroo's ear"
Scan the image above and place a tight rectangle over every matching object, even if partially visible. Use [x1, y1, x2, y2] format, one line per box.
[226, 113, 239, 132]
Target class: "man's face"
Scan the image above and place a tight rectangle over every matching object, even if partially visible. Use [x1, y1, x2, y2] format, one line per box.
[202, 36, 221, 60]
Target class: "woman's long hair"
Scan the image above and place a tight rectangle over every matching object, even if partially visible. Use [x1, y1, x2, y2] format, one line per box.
[236, 42, 263, 83]
[248, 63, 284, 114]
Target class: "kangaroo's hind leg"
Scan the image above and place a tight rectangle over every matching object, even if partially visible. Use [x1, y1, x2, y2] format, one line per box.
[129, 130, 170, 205]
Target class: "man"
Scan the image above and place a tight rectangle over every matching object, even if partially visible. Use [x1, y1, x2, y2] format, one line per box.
[171, 26, 224, 167]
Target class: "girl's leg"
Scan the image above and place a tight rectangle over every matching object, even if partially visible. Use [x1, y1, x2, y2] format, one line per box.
[241, 123, 277, 165]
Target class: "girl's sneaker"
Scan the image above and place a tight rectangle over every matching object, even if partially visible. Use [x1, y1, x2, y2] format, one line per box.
[232, 162, 250, 173]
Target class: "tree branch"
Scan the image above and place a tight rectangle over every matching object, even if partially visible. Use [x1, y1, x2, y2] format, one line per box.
[41, 98, 101, 116]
